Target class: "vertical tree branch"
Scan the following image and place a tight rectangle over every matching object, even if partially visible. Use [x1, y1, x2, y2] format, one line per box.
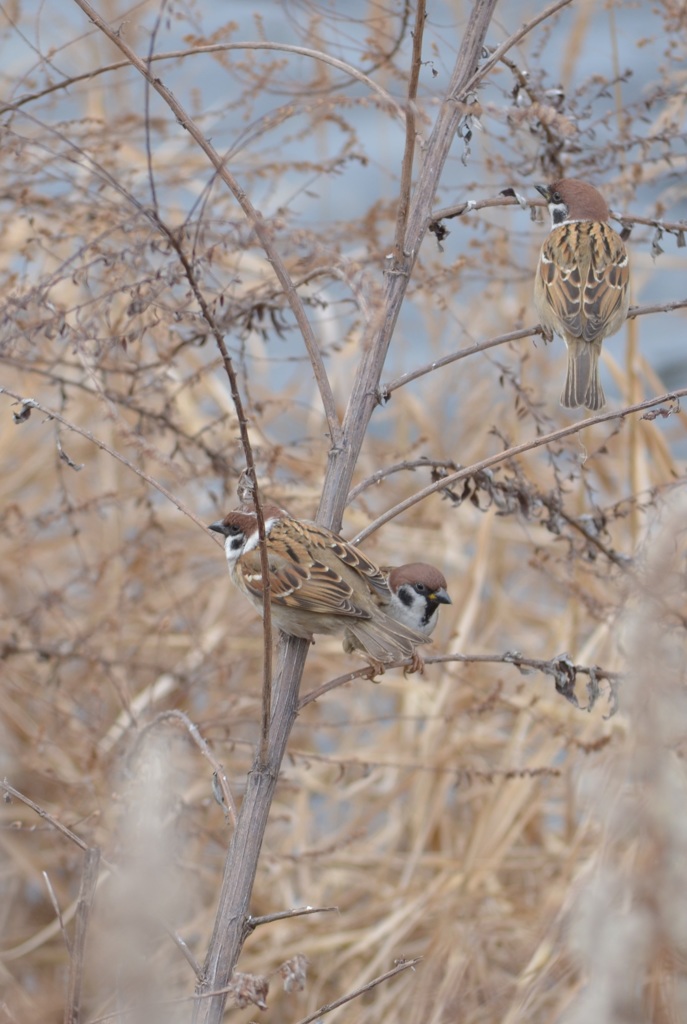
[317, 0, 500, 530]
[190, 4, 501, 1023]
[191, 636, 309, 1024]
[392, 0, 426, 262]
[64, 848, 100, 1024]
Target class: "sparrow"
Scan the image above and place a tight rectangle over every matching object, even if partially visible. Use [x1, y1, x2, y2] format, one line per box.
[534, 178, 630, 411]
[208, 505, 430, 667]
[342, 561, 451, 673]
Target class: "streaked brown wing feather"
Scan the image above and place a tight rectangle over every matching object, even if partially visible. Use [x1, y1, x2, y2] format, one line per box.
[287, 518, 391, 600]
[237, 521, 374, 621]
[580, 225, 629, 342]
[540, 223, 628, 342]
[539, 229, 584, 337]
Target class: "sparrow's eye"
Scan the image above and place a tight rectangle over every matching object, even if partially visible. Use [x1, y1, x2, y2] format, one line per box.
[551, 191, 562, 204]
[227, 524, 242, 536]
[414, 583, 427, 594]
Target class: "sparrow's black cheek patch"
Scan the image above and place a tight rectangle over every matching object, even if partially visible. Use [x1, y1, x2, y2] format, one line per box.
[229, 536, 244, 553]
[397, 586, 414, 609]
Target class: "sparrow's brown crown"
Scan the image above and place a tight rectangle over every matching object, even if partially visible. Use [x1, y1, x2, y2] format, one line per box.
[388, 562, 450, 598]
[536, 178, 611, 223]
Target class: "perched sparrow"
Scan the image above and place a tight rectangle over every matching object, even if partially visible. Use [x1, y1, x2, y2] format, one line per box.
[342, 561, 451, 673]
[208, 505, 429, 666]
[534, 178, 630, 411]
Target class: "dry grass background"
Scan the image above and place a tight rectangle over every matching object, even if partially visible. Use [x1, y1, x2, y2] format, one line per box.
[1, 1, 687, 1022]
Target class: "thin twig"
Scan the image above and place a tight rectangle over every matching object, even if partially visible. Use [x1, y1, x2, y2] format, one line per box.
[1, 781, 202, 978]
[290, 957, 423, 1024]
[43, 872, 71, 955]
[626, 297, 687, 319]
[70, 0, 342, 450]
[392, 0, 426, 263]
[460, 0, 575, 97]
[65, 848, 100, 1024]
[380, 299, 687, 397]
[2, 780, 89, 851]
[380, 326, 540, 397]
[352, 389, 687, 543]
[431, 195, 687, 244]
[348, 457, 453, 502]
[299, 665, 380, 708]
[0, 41, 405, 123]
[153, 225, 274, 766]
[246, 905, 338, 930]
[298, 650, 620, 709]
[0, 388, 210, 532]
[127, 711, 239, 827]
[430, 193, 542, 229]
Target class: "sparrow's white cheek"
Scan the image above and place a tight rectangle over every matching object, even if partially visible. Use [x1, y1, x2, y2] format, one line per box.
[224, 534, 245, 564]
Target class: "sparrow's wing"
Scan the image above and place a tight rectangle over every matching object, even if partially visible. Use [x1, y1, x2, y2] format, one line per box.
[580, 223, 630, 342]
[538, 227, 585, 338]
[539, 223, 629, 342]
[290, 519, 392, 602]
[237, 520, 385, 620]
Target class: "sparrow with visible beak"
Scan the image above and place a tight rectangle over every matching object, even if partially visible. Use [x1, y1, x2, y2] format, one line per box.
[209, 505, 430, 667]
[534, 178, 630, 411]
[342, 561, 451, 673]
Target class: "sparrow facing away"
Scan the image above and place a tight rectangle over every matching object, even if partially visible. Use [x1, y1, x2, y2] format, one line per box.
[208, 505, 430, 666]
[534, 178, 630, 411]
[342, 561, 452, 674]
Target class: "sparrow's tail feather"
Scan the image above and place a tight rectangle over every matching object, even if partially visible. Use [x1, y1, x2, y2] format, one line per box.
[344, 615, 429, 664]
[561, 340, 605, 411]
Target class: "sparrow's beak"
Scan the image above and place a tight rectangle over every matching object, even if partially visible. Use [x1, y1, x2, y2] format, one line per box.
[430, 587, 452, 606]
[208, 520, 229, 536]
[535, 183, 551, 201]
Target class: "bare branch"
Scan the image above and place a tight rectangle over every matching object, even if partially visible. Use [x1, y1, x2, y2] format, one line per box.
[298, 651, 621, 711]
[380, 326, 541, 398]
[352, 390, 687, 543]
[0, 388, 210, 533]
[127, 711, 239, 827]
[461, 0, 575, 96]
[290, 957, 423, 1024]
[380, 299, 687, 397]
[1, 782, 201, 978]
[317, 0, 501, 530]
[348, 457, 454, 502]
[246, 905, 338, 930]
[192, 636, 310, 1023]
[192, 6, 503, 1018]
[1, 780, 90, 852]
[392, 0, 426, 261]
[152, 223, 274, 765]
[1, 41, 405, 122]
[431, 195, 687, 244]
[65, 848, 100, 1024]
[70, 0, 342, 449]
